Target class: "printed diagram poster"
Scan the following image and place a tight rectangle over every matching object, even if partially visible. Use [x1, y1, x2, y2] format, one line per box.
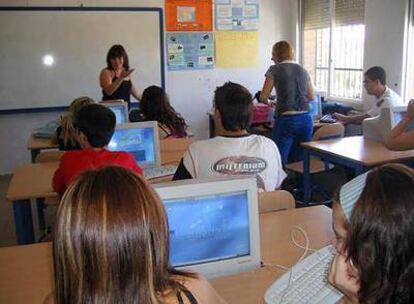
[167, 32, 214, 71]
[215, 31, 258, 68]
[166, 0, 213, 31]
[215, 0, 259, 31]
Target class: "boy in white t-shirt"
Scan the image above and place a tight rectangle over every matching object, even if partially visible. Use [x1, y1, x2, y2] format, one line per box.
[173, 82, 286, 191]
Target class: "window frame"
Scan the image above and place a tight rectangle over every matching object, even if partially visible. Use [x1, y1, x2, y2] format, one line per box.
[299, 0, 365, 103]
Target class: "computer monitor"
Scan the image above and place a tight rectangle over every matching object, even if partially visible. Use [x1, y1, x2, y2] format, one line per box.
[363, 105, 411, 142]
[154, 176, 260, 279]
[107, 121, 160, 168]
[309, 94, 322, 120]
[100, 100, 129, 124]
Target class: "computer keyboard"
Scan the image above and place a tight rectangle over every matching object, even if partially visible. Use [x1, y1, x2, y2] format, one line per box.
[319, 114, 337, 124]
[264, 245, 343, 304]
[144, 164, 178, 180]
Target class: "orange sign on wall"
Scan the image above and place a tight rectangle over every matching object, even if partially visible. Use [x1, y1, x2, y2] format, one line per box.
[166, 0, 212, 32]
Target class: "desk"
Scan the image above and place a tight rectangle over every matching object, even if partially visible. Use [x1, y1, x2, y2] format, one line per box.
[27, 135, 58, 163]
[0, 206, 333, 304]
[302, 136, 414, 204]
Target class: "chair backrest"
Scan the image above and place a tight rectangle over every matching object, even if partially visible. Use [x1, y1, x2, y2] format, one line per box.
[313, 122, 345, 141]
[35, 151, 64, 163]
[160, 138, 192, 165]
[258, 190, 295, 213]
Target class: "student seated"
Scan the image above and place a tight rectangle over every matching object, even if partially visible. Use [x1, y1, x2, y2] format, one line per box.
[54, 96, 95, 150]
[385, 99, 414, 150]
[130, 85, 188, 139]
[333, 66, 402, 124]
[329, 164, 414, 304]
[52, 104, 142, 196]
[52, 166, 226, 304]
[173, 82, 286, 191]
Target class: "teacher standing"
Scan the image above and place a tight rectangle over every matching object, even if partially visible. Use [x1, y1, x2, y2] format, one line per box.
[259, 41, 314, 165]
[100, 44, 141, 109]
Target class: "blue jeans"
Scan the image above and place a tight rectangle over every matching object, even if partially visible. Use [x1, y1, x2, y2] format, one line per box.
[272, 113, 313, 165]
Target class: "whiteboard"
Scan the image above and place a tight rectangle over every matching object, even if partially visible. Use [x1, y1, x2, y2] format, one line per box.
[0, 7, 164, 112]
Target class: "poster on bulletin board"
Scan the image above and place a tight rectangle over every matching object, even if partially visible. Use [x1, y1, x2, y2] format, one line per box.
[215, 0, 259, 31]
[166, 0, 213, 31]
[215, 31, 258, 68]
[167, 32, 214, 71]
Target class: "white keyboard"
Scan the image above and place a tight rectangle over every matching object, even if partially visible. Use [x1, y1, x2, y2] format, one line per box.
[144, 164, 178, 180]
[264, 245, 343, 304]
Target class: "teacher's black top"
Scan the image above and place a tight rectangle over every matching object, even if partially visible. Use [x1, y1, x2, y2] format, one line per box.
[102, 76, 132, 108]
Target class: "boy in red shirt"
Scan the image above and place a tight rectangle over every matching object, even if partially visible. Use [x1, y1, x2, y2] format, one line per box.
[53, 103, 142, 196]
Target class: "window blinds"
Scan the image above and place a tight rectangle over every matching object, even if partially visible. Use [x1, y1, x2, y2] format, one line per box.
[303, 0, 365, 30]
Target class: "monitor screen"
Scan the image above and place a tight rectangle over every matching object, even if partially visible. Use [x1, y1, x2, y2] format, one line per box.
[166, 190, 250, 267]
[393, 110, 414, 131]
[309, 95, 322, 119]
[108, 105, 127, 124]
[154, 177, 260, 278]
[108, 126, 157, 166]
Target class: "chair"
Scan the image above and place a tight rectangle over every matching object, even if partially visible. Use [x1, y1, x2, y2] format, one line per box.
[258, 190, 295, 213]
[286, 123, 345, 174]
[285, 123, 345, 203]
[160, 138, 192, 165]
[35, 151, 64, 163]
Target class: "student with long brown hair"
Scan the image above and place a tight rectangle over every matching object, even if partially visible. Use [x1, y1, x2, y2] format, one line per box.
[53, 166, 226, 304]
[329, 164, 414, 304]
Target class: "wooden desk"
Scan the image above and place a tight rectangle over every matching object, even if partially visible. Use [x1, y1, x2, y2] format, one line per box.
[27, 135, 58, 163]
[302, 136, 414, 204]
[0, 206, 333, 304]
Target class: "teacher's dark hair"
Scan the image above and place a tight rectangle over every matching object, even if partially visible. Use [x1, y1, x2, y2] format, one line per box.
[106, 44, 130, 70]
[346, 163, 414, 304]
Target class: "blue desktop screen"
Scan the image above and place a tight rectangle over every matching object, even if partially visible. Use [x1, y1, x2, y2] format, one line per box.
[108, 105, 127, 124]
[108, 127, 156, 166]
[165, 190, 251, 267]
[309, 95, 321, 119]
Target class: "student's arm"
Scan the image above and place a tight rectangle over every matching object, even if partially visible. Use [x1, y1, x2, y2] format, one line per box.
[52, 161, 66, 197]
[385, 99, 414, 150]
[259, 76, 274, 104]
[333, 112, 370, 124]
[99, 68, 135, 96]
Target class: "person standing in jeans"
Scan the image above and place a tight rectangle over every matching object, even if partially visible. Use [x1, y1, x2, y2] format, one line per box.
[259, 41, 315, 165]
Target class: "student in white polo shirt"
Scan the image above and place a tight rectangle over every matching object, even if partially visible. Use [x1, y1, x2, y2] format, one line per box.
[173, 82, 286, 191]
[334, 66, 402, 124]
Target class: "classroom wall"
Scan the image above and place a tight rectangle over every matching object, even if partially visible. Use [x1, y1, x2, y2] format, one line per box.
[362, 0, 409, 110]
[0, 0, 297, 174]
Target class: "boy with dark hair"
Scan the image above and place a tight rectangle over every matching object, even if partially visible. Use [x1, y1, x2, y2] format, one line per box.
[53, 104, 142, 196]
[334, 66, 401, 124]
[173, 82, 286, 191]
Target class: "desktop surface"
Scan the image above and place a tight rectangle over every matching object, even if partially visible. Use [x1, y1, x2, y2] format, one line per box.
[108, 126, 156, 166]
[166, 190, 250, 267]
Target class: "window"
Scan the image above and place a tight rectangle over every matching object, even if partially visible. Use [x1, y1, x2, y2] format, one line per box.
[405, 0, 414, 100]
[301, 0, 365, 101]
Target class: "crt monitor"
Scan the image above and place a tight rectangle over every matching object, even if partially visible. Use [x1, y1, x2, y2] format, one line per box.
[154, 176, 260, 279]
[391, 106, 414, 131]
[309, 94, 322, 119]
[100, 101, 129, 124]
[107, 121, 160, 168]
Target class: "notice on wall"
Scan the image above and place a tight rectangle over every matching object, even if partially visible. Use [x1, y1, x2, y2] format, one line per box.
[215, 0, 259, 31]
[166, 0, 213, 31]
[167, 32, 214, 71]
[215, 31, 258, 68]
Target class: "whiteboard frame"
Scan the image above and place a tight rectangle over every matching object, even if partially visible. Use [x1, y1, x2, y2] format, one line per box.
[0, 6, 165, 115]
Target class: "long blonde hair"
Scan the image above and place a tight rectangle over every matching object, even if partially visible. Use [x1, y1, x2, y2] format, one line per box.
[59, 96, 94, 147]
[53, 166, 195, 304]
